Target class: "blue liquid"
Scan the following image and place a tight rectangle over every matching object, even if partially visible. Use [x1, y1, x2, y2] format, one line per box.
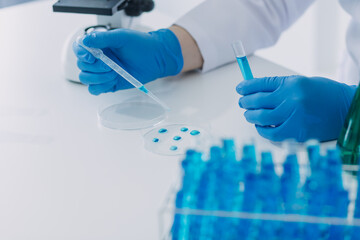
[152, 138, 159, 143]
[138, 86, 149, 93]
[236, 56, 253, 80]
[170, 146, 178, 151]
[190, 130, 200, 136]
[158, 128, 167, 133]
[180, 127, 189, 132]
[173, 136, 182, 141]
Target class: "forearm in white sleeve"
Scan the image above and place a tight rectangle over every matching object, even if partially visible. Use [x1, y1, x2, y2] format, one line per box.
[176, 0, 315, 72]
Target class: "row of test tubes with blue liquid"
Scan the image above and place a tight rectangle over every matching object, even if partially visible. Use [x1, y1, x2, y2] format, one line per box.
[166, 139, 360, 240]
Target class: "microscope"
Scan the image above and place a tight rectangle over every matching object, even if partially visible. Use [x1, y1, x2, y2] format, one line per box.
[53, 0, 155, 83]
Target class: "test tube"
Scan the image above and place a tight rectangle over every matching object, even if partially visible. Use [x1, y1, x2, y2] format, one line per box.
[232, 41, 254, 80]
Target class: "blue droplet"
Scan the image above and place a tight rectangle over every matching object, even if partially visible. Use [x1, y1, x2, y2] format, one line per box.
[158, 128, 167, 133]
[170, 146, 178, 151]
[152, 138, 159, 143]
[180, 127, 189, 132]
[173, 136, 181, 141]
[190, 130, 200, 136]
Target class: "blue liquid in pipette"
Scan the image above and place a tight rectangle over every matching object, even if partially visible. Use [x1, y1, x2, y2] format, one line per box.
[236, 56, 254, 80]
[139, 86, 149, 93]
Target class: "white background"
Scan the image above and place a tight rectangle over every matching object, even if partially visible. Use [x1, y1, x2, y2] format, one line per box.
[0, 1, 343, 239]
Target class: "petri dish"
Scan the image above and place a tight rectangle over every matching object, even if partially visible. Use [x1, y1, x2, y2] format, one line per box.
[98, 101, 166, 130]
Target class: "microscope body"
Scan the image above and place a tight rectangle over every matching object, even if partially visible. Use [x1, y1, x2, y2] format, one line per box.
[53, 0, 154, 83]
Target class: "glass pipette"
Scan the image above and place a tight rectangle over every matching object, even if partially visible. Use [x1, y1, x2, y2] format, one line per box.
[232, 41, 254, 80]
[76, 36, 171, 111]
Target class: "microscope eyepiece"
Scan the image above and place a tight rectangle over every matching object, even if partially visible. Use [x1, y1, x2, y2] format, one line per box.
[53, 0, 154, 16]
[124, 0, 155, 17]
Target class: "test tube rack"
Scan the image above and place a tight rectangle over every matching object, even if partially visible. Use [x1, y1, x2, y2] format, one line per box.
[159, 139, 360, 240]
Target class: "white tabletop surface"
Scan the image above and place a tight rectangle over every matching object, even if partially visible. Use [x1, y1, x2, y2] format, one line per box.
[0, 1, 298, 239]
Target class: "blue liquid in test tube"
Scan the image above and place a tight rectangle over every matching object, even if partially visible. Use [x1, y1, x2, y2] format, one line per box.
[232, 41, 254, 80]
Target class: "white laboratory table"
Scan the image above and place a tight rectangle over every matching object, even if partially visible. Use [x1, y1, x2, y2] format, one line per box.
[0, 1, 297, 240]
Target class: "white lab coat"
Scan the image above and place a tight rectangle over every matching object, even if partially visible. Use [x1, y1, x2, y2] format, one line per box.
[176, 0, 360, 85]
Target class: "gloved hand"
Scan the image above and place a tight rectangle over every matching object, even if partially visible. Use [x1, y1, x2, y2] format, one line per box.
[236, 75, 357, 142]
[73, 28, 184, 95]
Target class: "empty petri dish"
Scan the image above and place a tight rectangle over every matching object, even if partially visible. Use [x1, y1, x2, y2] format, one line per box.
[98, 101, 166, 130]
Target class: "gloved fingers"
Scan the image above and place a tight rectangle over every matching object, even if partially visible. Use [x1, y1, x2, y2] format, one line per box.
[239, 92, 281, 110]
[88, 80, 117, 96]
[77, 59, 112, 73]
[255, 125, 285, 142]
[79, 71, 118, 85]
[243, 100, 294, 126]
[236, 76, 285, 95]
[254, 102, 299, 142]
[72, 41, 96, 64]
[244, 109, 285, 127]
[83, 29, 133, 49]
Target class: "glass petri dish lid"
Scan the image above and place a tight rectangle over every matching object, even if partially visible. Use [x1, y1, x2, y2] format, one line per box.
[98, 101, 166, 130]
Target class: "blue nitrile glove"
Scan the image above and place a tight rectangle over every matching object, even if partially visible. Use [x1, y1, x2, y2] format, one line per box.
[73, 28, 184, 95]
[236, 75, 357, 142]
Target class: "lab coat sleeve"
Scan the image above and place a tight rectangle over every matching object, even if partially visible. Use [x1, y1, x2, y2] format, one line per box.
[175, 0, 315, 72]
